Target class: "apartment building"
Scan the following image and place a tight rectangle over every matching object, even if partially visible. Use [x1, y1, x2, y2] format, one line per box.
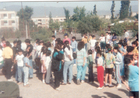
[31, 16, 66, 28]
[0, 8, 19, 31]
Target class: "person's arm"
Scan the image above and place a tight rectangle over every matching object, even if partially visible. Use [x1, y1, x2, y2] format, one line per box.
[25, 63, 31, 68]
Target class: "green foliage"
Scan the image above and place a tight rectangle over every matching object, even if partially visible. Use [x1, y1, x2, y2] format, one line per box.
[129, 6, 132, 17]
[17, 6, 33, 21]
[111, 23, 126, 36]
[93, 5, 97, 16]
[63, 8, 70, 22]
[49, 12, 53, 29]
[77, 15, 102, 34]
[119, 1, 130, 19]
[31, 28, 53, 42]
[15, 30, 22, 38]
[50, 21, 60, 31]
[111, 1, 115, 19]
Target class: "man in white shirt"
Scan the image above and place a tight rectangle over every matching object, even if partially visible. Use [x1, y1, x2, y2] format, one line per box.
[124, 29, 129, 43]
[89, 35, 97, 50]
[51, 35, 56, 48]
[106, 32, 110, 44]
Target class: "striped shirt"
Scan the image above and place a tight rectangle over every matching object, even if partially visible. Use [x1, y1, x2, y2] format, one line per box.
[76, 48, 87, 66]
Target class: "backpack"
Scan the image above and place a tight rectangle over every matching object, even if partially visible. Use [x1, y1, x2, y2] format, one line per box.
[0, 81, 20, 98]
[51, 52, 60, 72]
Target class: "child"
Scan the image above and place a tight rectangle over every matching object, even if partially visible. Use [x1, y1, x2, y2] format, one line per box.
[41, 50, 47, 83]
[89, 35, 96, 52]
[96, 51, 104, 89]
[71, 36, 77, 66]
[113, 47, 123, 88]
[15, 50, 24, 84]
[87, 49, 94, 83]
[45, 50, 52, 84]
[23, 52, 31, 87]
[104, 46, 115, 87]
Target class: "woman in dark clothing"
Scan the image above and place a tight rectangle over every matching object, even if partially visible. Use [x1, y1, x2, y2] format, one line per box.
[52, 43, 64, 91]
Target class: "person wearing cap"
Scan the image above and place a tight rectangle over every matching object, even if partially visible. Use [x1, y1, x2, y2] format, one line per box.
[63, 33, 71, 45]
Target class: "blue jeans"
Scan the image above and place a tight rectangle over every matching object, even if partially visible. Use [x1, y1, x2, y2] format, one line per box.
[29, 59, 33, 78]
[17, 66, 23, 82]
[77, 64, 87, 81]
[23, 67, 29, 85]
[85, 43, 87, 51]
[72, 48, 76, 64]
[63, 60, 74, 84]
[115, 64, 121, 84]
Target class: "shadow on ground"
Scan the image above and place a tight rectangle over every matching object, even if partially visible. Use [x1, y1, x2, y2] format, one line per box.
[118, 89, 129, 97]
[91, 95, 107, 98]
[104, 92, 122, 98]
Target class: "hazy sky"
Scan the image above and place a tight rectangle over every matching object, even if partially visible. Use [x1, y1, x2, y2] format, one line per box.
[0, 1, 138, 11]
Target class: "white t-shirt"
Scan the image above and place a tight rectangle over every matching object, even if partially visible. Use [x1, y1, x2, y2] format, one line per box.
[36, 45, 42, 57]
[64, 46, 73, 62]
[45, 56, 51, 70]
[16, 54, 24, 67]
[97, 57, 103, 66]
[99, 37, 105, 42]
[52, 39, 56, 47]
[125, 32, 129, 38]
[0, 50, 3, 62]
[106, 35, 110, 44]
[89, 39, 97, 47]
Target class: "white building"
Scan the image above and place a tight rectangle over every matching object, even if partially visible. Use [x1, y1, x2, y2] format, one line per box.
[0, 8, 19, 31]
[31, 16, 66, 28]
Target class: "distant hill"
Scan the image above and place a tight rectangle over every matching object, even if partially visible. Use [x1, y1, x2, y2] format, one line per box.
[2, 5, 138, 18]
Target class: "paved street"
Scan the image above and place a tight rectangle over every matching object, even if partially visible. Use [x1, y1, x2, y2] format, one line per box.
[0, 65, 129, 98]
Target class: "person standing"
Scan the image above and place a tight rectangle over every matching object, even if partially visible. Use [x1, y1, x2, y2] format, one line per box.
[62, 41, 74, 85]
[25, 39, 33, 78]
[124, 29, 129, 43]
[112, 33, 117, 46]
[71, 36, 77, 66]
[82, 33, 88, 51]
[105, 32, 110, 44]
[63, 33, 71, 44]
[52, 35, 56, 49]
[76, 41, 87, 85]
[2, 41, 13, 81]
[99, 34, 106, 50]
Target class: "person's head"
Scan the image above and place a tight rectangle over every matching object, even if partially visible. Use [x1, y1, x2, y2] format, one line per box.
[113, 47, 119, 53]
[72, 36, 76, 41]
[113, 33, 116, 36]
[59, 40, 64, 49]
[13, 40, 17, 47]
[95, 42, 99, 47]
[46, 50, 51, 56]
[123, 55, 134, 80]
[97, 50, 102, 57]
[107, 46, 112, 52]
[25, 39, 30, 45]
[55, 38, 61, 44]
[42, 50, 47, 55]
[6, 41, 11, 47]
[124, 29, 127, 33]
[40, 40, 44, 46]
[36, 41, 40, 46]
[123, 43, 127, 49]
[132, 41, 137, 47]
[78, 41, 84, 51]
[88, 49, 92, 55]
[52, 35, 56, 40]
[54, 43, 62, 51]
[46, 42, 51, 47]
[105, 44, 110, 49]
[101, 34, 104, 37]
[106, 32, 108, 35]
[64, 41, 70, 50]
[17, 40, 21, 46]
[43, 43, 47, 48]
[92, 35, 95, 39]
[18, 49, 23, 55]
[95, 46, 101, 52]
[64, 33, 68, 39]
[127, 46, 134, 53]
[117, 41, 123, 48]
[36, 39, 40, 43]
[24, 51, 28, 58]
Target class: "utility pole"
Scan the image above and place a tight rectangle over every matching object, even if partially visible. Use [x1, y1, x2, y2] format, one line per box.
[26, 21, 28, 38]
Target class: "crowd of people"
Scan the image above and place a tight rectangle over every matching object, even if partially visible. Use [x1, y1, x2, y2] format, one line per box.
[0, 29, 139, 98]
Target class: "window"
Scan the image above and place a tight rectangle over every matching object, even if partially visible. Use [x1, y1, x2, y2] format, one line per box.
[3, 20, 8, 26]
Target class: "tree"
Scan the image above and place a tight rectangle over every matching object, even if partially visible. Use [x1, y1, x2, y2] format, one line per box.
[17, 6, 33, 21]
[49, 12, 53, 29]
[111, 1, 115, 19]
[93, 5, 97, 16]
[63, 7, 70, 22]
[119, 0, 130, 19]
[72, 6, 86, 21]
[129, 6, 132, 17]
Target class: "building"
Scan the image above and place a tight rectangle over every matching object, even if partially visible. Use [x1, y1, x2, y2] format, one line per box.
[31, 16, 66, 28]
[0, 8, 19, 31]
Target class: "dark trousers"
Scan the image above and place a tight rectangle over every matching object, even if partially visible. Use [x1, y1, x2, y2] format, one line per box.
[88, 66, 94, 82]
[54, 69, 62, 89]
[4, 59, 13, 79]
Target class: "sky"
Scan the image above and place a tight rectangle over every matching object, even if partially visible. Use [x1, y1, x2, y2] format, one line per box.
[0, 1, 138, 11]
